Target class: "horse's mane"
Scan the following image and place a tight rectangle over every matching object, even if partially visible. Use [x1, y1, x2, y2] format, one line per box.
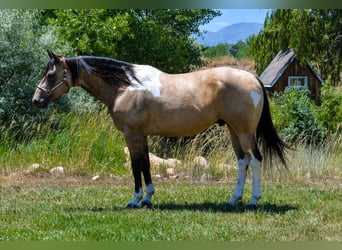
[65, 56, 139, 88]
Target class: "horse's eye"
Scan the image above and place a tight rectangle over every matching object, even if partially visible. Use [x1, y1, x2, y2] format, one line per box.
[47, 72, 54, 80]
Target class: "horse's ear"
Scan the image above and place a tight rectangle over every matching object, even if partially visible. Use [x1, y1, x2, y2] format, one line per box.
[47, 50, 54, 58]
[47, 50, 60, 63]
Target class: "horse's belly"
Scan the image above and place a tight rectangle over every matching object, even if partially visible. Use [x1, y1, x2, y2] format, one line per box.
[145, 109, 217, 137]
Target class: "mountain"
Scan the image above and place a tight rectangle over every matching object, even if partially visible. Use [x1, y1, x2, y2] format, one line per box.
[197, 22, 263, 47]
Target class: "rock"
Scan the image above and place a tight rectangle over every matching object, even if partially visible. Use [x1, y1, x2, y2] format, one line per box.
[123, 147, 130, 161]
[200, 173, 211, 182]
[166, 158, 182, 166]
[169, 174, 179, 180]
[166, 167, 175, 176]
[193, 156, 208, 169]
[50, 166, 65, 178]
[26, 163, 43, 175]
[92, 175, 100, 181]
[123, 147, 182, 169]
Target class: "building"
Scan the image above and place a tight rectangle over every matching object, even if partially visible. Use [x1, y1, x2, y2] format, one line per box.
[259, 48, 324, 101]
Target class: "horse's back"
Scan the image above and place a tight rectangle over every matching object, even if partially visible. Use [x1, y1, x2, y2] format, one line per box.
[113, 66, 263, 136]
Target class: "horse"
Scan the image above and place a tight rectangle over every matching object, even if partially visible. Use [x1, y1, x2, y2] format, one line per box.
[32, 50, 289, 209]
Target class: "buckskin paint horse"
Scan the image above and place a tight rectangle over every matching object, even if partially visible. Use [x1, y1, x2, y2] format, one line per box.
[33, 51, 288, 209]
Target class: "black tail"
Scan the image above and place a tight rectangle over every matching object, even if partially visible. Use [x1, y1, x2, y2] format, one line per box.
[256, 78, 289, 168]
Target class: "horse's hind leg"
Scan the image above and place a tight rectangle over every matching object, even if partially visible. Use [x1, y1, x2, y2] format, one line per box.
[227, 127, 262, 208]
[240, 134, 262, 208]
[248, 147, 262, 208]
[227, 126, 250, 206]
[124, 129, 154, 208]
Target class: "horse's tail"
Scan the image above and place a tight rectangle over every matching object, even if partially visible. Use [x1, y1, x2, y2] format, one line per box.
[256, 78, 289, 168]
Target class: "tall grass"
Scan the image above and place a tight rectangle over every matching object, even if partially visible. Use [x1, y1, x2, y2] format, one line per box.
[0, 111, 128, 176]
[149, 125, 341, 182]
[0, 109, 341, 182]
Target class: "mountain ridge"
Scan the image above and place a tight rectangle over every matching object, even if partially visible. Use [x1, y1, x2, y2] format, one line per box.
[198, 22, 263, 46]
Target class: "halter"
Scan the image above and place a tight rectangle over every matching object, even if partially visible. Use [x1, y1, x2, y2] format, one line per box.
[37, 57, 70, 96]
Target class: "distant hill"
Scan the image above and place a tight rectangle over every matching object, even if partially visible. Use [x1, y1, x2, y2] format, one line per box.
[197, 22, 263, 47]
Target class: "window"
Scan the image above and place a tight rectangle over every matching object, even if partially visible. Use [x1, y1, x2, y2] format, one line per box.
[288, 76, 308, 89]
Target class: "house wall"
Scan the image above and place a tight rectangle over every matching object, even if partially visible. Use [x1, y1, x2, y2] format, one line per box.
[268, 58, 321, 101]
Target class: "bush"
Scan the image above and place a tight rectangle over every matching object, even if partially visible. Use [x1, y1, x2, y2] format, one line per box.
[0, 10, 71, 142]
[270, 88, 327, 144]
[316, 83, 342, 133]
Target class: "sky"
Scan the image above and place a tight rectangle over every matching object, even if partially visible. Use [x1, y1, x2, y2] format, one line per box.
[200, 9, 270, 32]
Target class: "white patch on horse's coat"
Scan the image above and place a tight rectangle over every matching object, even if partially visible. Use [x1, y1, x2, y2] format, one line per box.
[250, 90, 261, 108]
[129, 187, 143, 207]
[228, 150, 262, 207]
[248, 150, 262, 207]
[126, 65, 161, 98]
[228, 156, 249, 206]
[142, 183, 155, 205]
[145, 183, 155, 195]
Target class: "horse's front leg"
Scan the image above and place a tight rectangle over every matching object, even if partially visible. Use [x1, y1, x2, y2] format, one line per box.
[124, 130, 154, 208]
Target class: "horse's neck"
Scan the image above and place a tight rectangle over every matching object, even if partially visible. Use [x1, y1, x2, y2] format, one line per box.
[76, 70, 120, 107]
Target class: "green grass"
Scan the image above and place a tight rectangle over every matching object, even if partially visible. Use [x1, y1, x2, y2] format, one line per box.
[0, 176, 341, 241]
[0, 109, 341, 241]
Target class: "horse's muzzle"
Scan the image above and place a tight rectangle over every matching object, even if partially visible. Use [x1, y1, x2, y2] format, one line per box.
[32, 97, 49, 109]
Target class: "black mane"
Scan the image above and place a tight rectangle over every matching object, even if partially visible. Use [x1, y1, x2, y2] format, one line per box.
[65, 56, 137, 88]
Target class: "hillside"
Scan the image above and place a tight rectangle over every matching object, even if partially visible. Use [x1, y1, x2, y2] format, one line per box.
[198, 22, 263, 46]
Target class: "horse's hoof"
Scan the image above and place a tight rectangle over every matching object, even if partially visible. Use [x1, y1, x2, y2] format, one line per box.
[246, 204, 258, 211]
[126, 203, 140, 209]
[227, 196, 241, 207]
[227, 201, 235, 207]
[141, 200, 153, 208]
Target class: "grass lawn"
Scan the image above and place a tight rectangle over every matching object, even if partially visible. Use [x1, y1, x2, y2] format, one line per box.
[0, 175, 341, 241]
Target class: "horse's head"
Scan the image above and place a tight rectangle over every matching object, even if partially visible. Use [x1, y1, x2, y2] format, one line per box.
[32, 50, 72, 108]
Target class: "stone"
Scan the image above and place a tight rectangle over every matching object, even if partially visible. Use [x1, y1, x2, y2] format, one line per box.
[166, 167, 175, 176]
[50, 166, 65, 178]
[193, 156, 208, 169]
[92, 175, 100, 181]
[26, 163, 43, 175]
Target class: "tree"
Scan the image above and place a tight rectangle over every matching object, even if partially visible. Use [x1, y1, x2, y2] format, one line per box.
[201, 43, 231, 58]
[252, 9, 342, 85]
[0, 9, 71, 142]
[42, 9, 220, 73]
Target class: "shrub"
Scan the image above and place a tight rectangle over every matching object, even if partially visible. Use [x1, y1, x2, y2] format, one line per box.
[316, 83, 342, 133]
[271, 88, 327, 144]
[0, 10, 71, 142]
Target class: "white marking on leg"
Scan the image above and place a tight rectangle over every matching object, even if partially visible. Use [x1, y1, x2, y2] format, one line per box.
[228, 156, 249, 206]
[142, 183, 155, 206]
[128, 187, 143, 207]
[248, 151, 262, 207]
[250, 90, 261, 108]
[126, 65, 161, 98]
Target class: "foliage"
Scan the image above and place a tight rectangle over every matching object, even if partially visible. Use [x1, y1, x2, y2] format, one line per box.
[201, 38, 253, 59]
[0, 9, 219, 144]
[201, 43, 231, 58]
[251, 9, 342, 85]
[270, 87, 342, 144]
[316, 83, 342, 132]
[0, 10, 72, 142]
[43, 9, 220, 73]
